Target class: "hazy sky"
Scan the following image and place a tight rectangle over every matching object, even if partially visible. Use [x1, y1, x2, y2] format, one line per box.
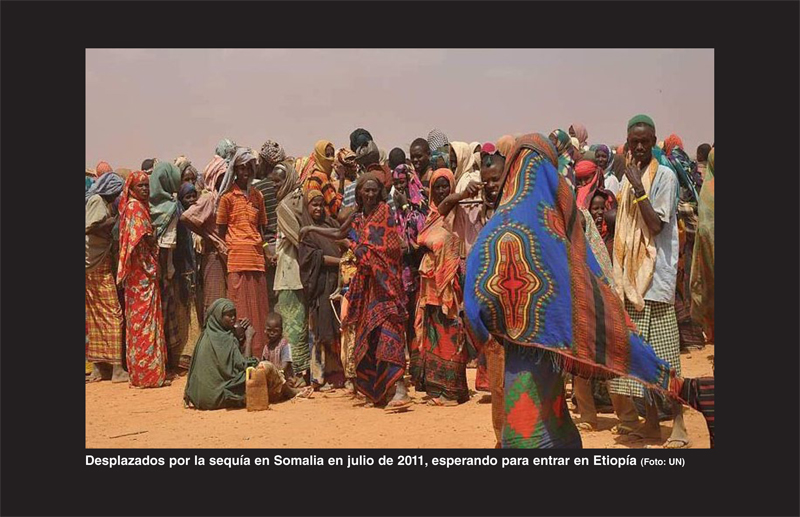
[86, 49, 713, 170]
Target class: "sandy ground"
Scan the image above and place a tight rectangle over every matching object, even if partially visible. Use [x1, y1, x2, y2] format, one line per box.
[86, 334, 713, 449]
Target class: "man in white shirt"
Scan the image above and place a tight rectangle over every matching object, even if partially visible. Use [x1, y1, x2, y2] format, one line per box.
[608, 114, 689, 449]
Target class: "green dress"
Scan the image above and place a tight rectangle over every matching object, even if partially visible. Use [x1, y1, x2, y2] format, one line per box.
[184, 298, 258, 410]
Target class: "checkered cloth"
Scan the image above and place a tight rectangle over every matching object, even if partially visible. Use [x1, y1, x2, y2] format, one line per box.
[85, 257, 124, 363]
[608, 300, 681, 398]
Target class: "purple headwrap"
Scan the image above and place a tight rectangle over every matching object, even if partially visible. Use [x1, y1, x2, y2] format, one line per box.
[392, 164, 423, 206]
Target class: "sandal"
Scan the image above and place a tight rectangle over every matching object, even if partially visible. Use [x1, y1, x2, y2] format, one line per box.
[611, 422, 640, 435]
[576, 422, 597, 432]
[384, 398, 412, 412]
[661, 438, 691, 449]
[427, 397, 459, 407]
[295, 387, 314, 399]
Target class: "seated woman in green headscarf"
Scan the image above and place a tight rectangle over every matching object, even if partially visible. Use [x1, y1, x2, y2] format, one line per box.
[184, 298, 311, 410]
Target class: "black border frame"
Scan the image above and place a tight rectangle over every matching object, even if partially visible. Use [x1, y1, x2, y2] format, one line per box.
[1, 1, 798, 516]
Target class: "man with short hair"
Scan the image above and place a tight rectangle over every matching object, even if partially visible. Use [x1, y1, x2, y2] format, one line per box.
[695, 143, 712, 182]
[609, 114, 689, 449]
[388, 147, 407, 171]
[409, 137, 433, 188]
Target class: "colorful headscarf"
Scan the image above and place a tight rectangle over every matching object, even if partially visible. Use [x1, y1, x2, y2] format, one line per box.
[464, 134, 677, 402]
[334, 148, 357, 178]
[591, 144, 614, 176]
[586, 187, 618, 240]
[392, 164, 424, 206]
[149, 162, 182, 238]
[85, 172, 124, 205]
[665, 146, 699, 203]
[570, 123, 588, 148]
[550, 129, 571, 155]
[178, 182, 197, 203]
[313, 140, 335, 176]
[427, 128, 449, 153]
[117, 171, 153, 285]
[496, 135, 515, 157]
[481, 142, 497, 155]
[259, 140, 286, 166]
[95, 161, 113, 176]
[428, 168, 456, 210]
[550, 129, 576, 187]
[664, 134, 684, 156]
[574, 160, 603, 209]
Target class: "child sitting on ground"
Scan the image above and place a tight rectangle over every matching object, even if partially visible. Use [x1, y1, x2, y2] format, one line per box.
[259, 312, 313, 402]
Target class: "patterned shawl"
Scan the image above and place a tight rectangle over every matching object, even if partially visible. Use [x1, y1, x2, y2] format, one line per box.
[464, 134, 676, 394]
[117, 171, 154, 285]
[666, 146, 699, 203]
[496, 135, 515, 157]
[416, 168, 462, 321]
[690, 149, 714, 340]
[342, 201, 407, 353]
[550, 129, 576, 188]
[149, 162, 182, 238]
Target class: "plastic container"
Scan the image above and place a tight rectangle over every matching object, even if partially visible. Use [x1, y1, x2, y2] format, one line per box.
[246, 366, 269, 412]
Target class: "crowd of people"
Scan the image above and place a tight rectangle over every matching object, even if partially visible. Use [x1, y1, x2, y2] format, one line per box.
[86, 117, 715, 449]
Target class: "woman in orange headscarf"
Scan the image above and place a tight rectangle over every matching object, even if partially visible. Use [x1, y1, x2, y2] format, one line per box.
[410, 168, 471, 406]
[300, 140, 342, 217]
[117, 171, 169, 388]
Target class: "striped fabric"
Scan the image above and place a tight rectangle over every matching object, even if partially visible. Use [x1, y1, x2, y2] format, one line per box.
[303, 171, 342, 217]
[342, 182, 357, 208]
[681, 377, 714, 447]
[253, 178, 279, 245]
[216, 185, 267, 273]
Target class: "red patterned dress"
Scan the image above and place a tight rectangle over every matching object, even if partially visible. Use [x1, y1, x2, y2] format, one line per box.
[117, 171, 168, 388]
[410, 168, 470, 403]
[343, 201, 408, 404]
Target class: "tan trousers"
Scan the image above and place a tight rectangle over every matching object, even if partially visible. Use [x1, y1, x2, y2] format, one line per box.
[573, 376, 639, 426]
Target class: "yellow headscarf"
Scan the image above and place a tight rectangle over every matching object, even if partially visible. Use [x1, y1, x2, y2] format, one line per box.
[313, 140, 334, 176]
